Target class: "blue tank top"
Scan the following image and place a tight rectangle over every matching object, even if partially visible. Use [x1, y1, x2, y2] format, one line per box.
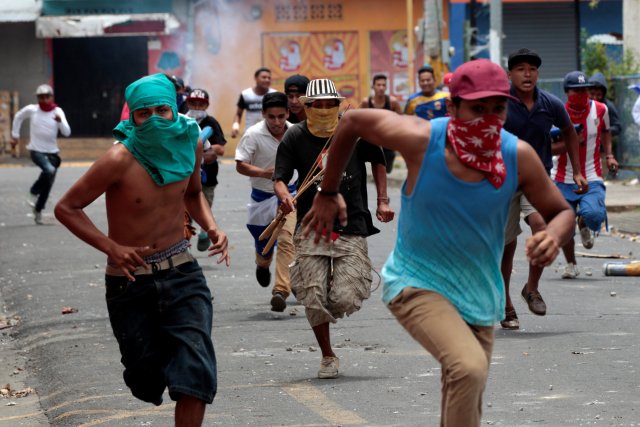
[381, 117, 519, 326]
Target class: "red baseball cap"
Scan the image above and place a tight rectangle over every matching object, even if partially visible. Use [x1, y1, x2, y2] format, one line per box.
[449, 59, 517, 101]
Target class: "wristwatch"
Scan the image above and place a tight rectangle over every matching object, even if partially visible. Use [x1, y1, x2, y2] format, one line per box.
[317, 186, 338, 196]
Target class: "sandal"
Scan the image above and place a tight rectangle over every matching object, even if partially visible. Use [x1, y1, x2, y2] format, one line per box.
[500, 306, 520, 330]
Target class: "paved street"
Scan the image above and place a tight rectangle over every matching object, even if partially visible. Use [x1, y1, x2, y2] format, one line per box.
[1, 161, 640, 426]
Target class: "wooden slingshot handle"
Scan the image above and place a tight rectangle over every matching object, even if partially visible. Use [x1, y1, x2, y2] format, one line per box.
[259, 211, 285, 241]
[261, 218, 286, 256]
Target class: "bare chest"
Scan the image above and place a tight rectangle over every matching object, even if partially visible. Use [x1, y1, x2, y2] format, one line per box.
[107, 163, 188, 214]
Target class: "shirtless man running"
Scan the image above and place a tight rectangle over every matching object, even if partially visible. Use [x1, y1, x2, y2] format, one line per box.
[55, 73, 229, 427]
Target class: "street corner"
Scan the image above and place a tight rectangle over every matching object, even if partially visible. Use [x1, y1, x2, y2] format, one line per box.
[0, 331, 48, 426]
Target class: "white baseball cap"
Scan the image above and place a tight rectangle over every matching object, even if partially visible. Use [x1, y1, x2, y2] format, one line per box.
[35, 84, 54, 96]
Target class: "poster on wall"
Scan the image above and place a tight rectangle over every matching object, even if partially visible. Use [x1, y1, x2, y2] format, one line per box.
[369, 30, 424, 104]
[148, 32, 186, 79]
[263, 31, 360, 108]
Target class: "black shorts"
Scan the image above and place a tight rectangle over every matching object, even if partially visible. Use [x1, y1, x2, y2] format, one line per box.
[105, 260, 216, 405]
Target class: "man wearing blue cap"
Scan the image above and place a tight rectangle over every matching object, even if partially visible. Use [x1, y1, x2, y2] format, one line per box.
[55, 73, 229, 426]
[552, 71, 618, 279]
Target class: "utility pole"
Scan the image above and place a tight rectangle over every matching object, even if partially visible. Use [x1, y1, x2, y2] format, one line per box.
[423, 0, 447, 82]
[407, 0, 415, 94]
[468, 0, 477, 60]
[623, 0, 640, 61]
[489, 0, 502, 65]
[574, 0, 581, 68]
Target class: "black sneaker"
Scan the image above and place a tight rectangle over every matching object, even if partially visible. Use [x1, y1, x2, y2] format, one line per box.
[270, 292, 286, 312]
[256, 266, 271, 287]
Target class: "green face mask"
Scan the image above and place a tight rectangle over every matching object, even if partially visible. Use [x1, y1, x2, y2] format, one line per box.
[114, 114, 199, 185]
[113, 74, 199, 186]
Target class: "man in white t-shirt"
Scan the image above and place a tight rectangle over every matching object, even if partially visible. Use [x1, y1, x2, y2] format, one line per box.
[11, 84, 71, 224]
[235, 92, 296, 312]
[231, 67, 276, 138]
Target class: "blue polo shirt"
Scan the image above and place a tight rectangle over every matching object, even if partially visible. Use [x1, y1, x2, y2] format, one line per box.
[504, 86, 570, 172]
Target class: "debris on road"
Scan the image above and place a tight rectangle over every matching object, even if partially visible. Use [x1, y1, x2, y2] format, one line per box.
[603, 261, 640, 276]
[0, 315, 20, 330]
[61, 306, 78, 314]
[575, 251, 631, 259]
[1, 384, 34, 398]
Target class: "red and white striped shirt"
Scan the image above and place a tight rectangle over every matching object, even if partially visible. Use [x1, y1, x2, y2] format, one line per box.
[551, 100, 609, 183]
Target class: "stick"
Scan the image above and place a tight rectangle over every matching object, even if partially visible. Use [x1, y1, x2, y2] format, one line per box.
[258, 169, 325, 241]
[575, 251, 631, 259]
[261, 219, 286, 256]
[259, 211, 285, 241]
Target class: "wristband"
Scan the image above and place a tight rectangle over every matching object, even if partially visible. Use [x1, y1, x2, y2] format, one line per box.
[317, 186, 338, 196]
[377, 197, 390, 204]
[232, 122, 240, 131]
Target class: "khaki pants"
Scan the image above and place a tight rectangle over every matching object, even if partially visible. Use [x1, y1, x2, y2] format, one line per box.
[255, 211, 296, 298]
[389, 288, 494, 427]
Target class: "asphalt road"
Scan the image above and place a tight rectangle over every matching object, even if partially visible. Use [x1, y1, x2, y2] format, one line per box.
[1, 162, 640, 426]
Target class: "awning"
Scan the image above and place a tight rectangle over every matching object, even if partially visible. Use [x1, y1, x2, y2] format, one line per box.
[35, 13, 180, 38]
[0, 0, 43, 22]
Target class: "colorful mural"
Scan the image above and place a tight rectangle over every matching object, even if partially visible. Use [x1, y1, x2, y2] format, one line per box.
[369, 30, 424, 103]
[263, 31, 360, 108]
[148, 32, 186, 78]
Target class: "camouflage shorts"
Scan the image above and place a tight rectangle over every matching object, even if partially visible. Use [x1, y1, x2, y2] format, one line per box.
[290, 233, 372, 327]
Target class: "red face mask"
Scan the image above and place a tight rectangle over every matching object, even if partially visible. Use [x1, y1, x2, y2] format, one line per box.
[446, 114, 507, 189]
[566, 92, 591, 122]
[38, 101, 58, 112]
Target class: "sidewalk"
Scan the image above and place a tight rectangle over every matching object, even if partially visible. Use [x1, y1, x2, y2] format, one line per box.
[386, 157, 640, 234]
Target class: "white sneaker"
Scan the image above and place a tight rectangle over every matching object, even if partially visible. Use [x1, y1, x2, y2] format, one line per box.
[27, 193, 37, 208]
[561, 263, 579, 279]
[318, 356, 339, 379]
[33, 210, 43, 225]
[578, 217, 594, 249]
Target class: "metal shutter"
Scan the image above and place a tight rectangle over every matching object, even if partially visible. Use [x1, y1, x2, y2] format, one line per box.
[503, 2, 578, 79]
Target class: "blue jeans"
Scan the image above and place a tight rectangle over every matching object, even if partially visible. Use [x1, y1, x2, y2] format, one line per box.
[556, 181, 607, 233]
[105, 260, 217, 405]
[29, 151, 61, 212]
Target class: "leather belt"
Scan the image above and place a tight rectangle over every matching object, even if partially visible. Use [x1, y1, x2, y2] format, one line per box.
[105, 250, 194, 276]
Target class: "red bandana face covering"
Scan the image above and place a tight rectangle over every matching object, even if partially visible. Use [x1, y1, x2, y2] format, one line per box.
[446, 114, 506, 189]
[566, 92, 591, 123]
[38, 101, 58, 112]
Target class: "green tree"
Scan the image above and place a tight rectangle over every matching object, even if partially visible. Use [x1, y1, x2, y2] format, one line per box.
[583, 40, 608, 77]
[582, 32, 640, 80]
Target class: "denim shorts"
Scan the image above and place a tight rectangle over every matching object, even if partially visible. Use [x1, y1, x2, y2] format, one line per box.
[556, 181, 607, 233]
[105, 260, 216, 405]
